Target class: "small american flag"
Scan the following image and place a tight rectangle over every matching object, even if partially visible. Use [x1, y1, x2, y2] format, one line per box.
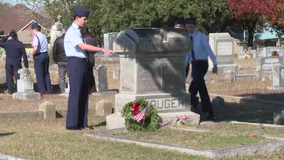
[131, 107, 148, 122]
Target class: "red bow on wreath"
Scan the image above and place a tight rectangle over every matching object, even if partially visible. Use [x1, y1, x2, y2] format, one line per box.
[132, 102, 140, 114]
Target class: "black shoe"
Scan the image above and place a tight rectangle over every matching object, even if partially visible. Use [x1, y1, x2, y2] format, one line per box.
[66, 126, 81, 130]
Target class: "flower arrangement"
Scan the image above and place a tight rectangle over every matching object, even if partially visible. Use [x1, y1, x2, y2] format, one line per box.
[176, 115, 189, 126]
[244, 51, 251, 59]
[121, 99, 159, 131]
[271, 51, 279, 56]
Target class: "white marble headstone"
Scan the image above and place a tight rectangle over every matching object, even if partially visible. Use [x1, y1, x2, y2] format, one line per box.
[17, 68, 34, 92]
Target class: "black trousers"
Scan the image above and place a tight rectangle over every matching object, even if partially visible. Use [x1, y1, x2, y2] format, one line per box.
[66, 57, 89, 129]
[189, 60, 214, 114]
[34, 52, 52, 94]
[5, 58, 21, 94]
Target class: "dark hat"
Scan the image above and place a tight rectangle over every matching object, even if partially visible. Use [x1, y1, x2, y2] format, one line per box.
[73, 7, 90, 18]
[185, 16, 196, 25]
[31, 23, 41, 29]
[10, 29, 16, 33]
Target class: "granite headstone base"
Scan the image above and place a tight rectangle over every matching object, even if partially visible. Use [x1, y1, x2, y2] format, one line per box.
[12, 92, 41, 100]
[106, 111, 200, 130]
[114, 92, 191, 113]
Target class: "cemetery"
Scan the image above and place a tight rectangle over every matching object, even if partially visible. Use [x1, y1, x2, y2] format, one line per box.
[0, 26, 284, 160]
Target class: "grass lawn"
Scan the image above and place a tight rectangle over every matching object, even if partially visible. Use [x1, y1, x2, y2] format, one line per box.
[113, 128, 271, 150]
[1, 117, 284, 160]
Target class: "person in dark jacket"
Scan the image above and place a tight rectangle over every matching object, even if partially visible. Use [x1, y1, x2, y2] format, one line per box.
[0, 30, 29, 94]
[53, 27, 69, 93]
[81, 27, 97, 94]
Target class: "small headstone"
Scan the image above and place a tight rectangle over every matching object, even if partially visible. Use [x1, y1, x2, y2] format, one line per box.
[273, 110, 284, 125]
[12, 68, 41, 100]
[259, 56, 283, 73]
[96, 65, 108, 92]
[39, 101, 56, 120]
[212, 96, 226, 109]
[95, 100, 113, 116]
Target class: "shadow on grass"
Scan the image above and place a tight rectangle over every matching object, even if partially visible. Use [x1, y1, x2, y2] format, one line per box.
[0, 82, 61, 94]
[94, 121, 106, 127]
[206, 100, 284, 124]
[237, 92, 284, 103]
[0, 132, 15, 137]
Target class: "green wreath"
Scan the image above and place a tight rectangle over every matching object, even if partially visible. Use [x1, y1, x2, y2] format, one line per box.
[121, 99, 159, 131]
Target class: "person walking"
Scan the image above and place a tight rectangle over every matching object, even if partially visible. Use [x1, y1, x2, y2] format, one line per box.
[32, 23, 52, 95]
[0, 30, 28, 94]
[64, 7, 114, 130]
[53, 27, 69, 93]
[185, 16, 218, 121]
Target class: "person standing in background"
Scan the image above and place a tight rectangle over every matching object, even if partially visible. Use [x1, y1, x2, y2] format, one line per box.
[32, 23, 52, 95]
[0, 30, 28, 94]
[81, 26, 97, 94]
[53, 27, 69, 93]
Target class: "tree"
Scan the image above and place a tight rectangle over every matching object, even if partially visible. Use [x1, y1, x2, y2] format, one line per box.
[227, 0, 284, 46]
[0, 1, 11, 28]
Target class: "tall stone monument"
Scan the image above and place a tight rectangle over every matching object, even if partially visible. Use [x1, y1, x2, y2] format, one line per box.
[106, 28, 200, 130]
[12, 68, 41, 100]
[49, 15, 63, 50]
[209, 33, 239, 74]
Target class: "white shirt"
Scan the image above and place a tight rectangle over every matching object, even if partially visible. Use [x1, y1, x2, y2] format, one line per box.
[186, 30, 217, 65]
[64, 23, 87, 58]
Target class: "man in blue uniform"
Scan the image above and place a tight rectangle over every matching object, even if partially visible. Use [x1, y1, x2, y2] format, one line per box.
[64, 7, 114, 130]
[185, 17, 218, 121]
[32, 23, 52, 95]
[53, 27, 69, 93]
[0, 30, 28, 94]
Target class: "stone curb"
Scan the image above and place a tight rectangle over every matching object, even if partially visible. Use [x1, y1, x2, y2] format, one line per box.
[84, 128, 284, 159]
[209, 94, 284, 106]
[0, 109, 96, 120]
[0, 154, 28, 160]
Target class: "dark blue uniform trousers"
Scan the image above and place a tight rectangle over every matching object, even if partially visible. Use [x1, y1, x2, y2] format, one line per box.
[5, 58, 21, 94]
[66, 57, 90, 129]
[189, 60, 214, 114]
[34, 52, 52, 94]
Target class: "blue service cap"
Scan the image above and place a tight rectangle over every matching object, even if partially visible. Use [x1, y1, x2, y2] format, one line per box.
[185, 16, 196, 25]
[10, 29, 16, 33]
[73, 7, 90, 18]
[31, 23, 41, 29]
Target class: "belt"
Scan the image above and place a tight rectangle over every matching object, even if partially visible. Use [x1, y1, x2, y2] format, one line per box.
[69, 56, 89, 62]
[192, 60, 207, 63]
[34, 52, 48, 56]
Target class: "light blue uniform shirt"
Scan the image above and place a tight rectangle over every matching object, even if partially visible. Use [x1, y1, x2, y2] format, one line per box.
[32, 32, 48, 53]
[64, 23, 87, 58]
[185, 30, 217, 65]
